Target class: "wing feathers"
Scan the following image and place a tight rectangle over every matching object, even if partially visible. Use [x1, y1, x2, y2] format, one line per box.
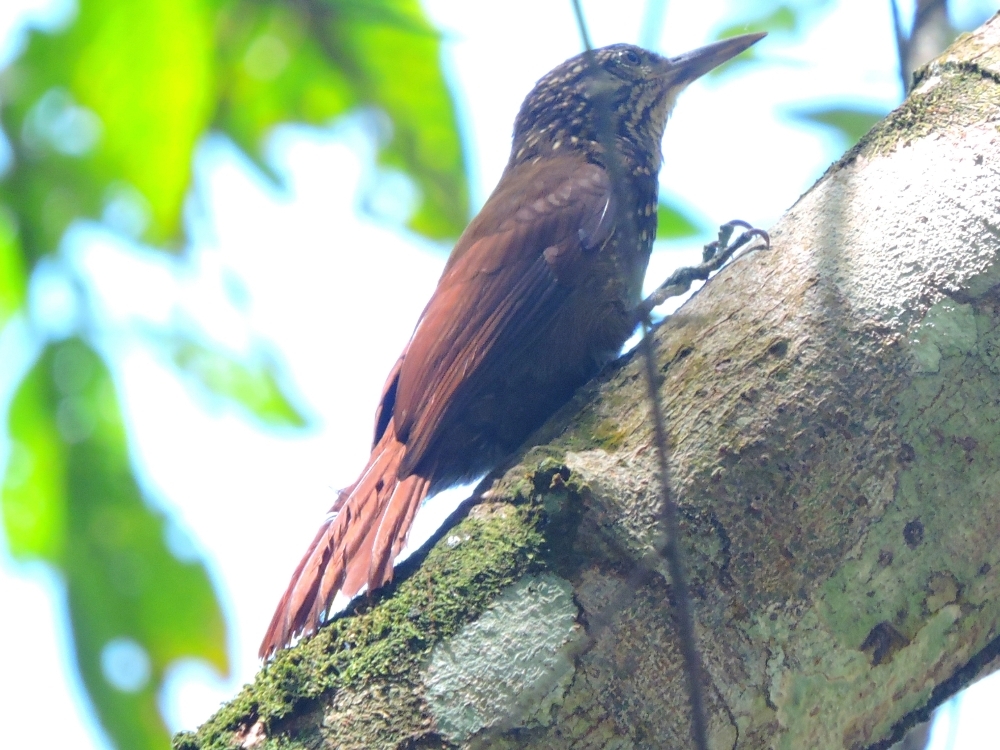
[394, 157, 614, 472]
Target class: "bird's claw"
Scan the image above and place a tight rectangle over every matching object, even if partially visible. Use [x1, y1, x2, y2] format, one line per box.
[638, 218, 770, 322]
[703, 220, 770, 263]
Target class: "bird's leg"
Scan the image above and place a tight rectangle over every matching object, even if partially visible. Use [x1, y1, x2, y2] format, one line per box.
[636, 220, 770, 321]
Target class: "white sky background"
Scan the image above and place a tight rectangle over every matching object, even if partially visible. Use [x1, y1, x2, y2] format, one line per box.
[0, 0, 997, 748]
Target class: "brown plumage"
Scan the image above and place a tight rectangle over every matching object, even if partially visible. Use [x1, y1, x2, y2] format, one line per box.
[261, 33, 765, 659]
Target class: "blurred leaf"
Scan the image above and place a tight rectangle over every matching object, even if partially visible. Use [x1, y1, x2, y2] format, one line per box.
[332, 0, 468, 238]
[656, 199, 703, 240]
[168, 337, 310, 429]
[708, 1, 835, 77]
[707, 5, 794, 77]
[2, 355, 66, 560]
[0, 0, 466, 266]
[3, 339, 228, 750]
[715, 4, 799, 38]
[0, 0, 217, 258]
[0, 205, 26, 329]
[214, 0, 467, 238]
[786, 104, 887, 146]
[213, 1, 356, 182]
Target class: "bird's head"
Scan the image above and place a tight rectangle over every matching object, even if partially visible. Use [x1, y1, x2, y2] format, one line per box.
[509, 33, 765, 171]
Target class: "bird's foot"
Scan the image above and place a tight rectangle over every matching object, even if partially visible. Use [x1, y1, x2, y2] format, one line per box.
[637, 219, 769, 321]
[702, 219, 769, 263]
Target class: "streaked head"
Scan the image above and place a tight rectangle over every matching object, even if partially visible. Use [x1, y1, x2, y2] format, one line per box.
[510, 33, 765, 169]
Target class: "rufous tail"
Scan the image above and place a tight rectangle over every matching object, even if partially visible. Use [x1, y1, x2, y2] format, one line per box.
[259, 420, 431, 659]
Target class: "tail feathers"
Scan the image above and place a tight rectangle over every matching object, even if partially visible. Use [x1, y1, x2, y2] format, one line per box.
[259, 422, 431, 659]
[348, 473, 430, 594]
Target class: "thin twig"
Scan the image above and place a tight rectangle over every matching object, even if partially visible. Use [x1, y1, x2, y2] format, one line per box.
[638, 321, 707, 749]
[893, 0, 952, 95]
[890, 0, 910, 95]
[568, 4, 709, 748]
[570, 0, 595, 51]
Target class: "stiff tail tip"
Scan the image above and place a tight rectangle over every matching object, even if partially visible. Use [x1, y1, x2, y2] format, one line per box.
[259, 428, 430, 659]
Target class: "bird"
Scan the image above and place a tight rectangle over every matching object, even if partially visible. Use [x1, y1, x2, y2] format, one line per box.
[260, 32, 766, 659]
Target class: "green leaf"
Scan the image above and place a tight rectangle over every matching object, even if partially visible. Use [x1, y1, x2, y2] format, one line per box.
[708, 2, 835, 78]
[715, 4, 799, 39]
[3, 355, 66, 560]
[167, 336, 310, 429]
[0, 0, 467, 266]
[0, 205, 26, 330]
[213, 0, 468, 238]
[656, 199, 704, 240]
[0, 0, 217, 258]
[785, 104, 887, 147]
[213, 1, 357, 181]
[706, 5, 793, 77]
[332, 0, 468, 238]
[3, 339, 228, 750]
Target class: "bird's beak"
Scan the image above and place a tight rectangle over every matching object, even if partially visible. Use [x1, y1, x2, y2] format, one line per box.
[660, 32, 766, 85]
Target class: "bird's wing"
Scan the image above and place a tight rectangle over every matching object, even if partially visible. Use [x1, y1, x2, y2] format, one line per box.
[388, 155, 615, 470]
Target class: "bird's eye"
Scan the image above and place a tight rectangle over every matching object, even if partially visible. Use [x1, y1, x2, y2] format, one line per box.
[621, 49, 641, 66]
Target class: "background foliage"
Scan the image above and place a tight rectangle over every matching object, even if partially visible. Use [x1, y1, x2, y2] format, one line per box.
[1, 0, 468, 745]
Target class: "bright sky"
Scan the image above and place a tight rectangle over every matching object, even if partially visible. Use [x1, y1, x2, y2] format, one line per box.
[0, 1, 997, 748]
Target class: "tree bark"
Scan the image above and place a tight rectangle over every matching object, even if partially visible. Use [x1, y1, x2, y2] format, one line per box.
[177, 14, 1000, 750]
